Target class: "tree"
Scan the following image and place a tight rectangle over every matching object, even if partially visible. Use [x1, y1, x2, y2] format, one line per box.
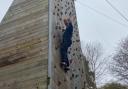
[82, 42, 108, 86]
[111, 37, 128, 84]
[99, 82, 128, 89]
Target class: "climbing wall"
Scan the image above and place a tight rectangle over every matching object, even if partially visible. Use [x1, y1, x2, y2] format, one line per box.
[0, 0, 48, 89]
[51, 0, 88, 89]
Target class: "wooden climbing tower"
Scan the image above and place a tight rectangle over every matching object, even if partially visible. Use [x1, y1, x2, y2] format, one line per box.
[0, 0, 48, 88]
[0, 0, 89, 89]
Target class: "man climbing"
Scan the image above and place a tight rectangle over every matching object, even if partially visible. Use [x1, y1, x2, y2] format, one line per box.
[60, 17, 74, 72]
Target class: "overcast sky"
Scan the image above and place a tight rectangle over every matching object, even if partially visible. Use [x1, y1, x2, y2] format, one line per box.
[75, 0, 128, 85]
[0, 0, 128, 86]
[75, 0, 128, 54]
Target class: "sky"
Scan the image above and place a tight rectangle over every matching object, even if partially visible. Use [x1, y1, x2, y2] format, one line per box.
[75, 0, 128, 85]
[75, 0, 128, 54]
[0, 0, 13, 21]
[0, 0, 128, 86]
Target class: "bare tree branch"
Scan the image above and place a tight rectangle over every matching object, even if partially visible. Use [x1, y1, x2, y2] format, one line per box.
[82, 42, 107, 86]
[111, 36, 128, 84]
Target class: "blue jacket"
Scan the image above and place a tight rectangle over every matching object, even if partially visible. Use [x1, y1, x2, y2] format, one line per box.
[63, 22, 73, 47]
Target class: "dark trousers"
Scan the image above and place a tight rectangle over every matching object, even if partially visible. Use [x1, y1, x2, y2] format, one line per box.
[60, 42, 71, 67]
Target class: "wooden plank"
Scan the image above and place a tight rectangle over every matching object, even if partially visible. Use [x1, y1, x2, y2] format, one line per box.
[51, 0, 88, 89]
[2, 0, 48, 24]
[0, 0, 48, 89]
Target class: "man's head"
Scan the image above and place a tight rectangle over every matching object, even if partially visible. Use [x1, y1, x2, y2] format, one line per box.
[64, 19, 68, 26]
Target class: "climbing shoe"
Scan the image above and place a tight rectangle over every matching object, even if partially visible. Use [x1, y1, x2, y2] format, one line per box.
[64, 67, 70, 73]
[60, 62, 70, 72]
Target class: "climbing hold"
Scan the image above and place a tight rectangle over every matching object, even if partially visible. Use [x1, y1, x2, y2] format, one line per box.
[57, 81, 61, 86]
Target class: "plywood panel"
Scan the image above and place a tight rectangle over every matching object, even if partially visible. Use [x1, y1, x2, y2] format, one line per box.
[0, 0, 48, 89]
[51, 0, 88, 89]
